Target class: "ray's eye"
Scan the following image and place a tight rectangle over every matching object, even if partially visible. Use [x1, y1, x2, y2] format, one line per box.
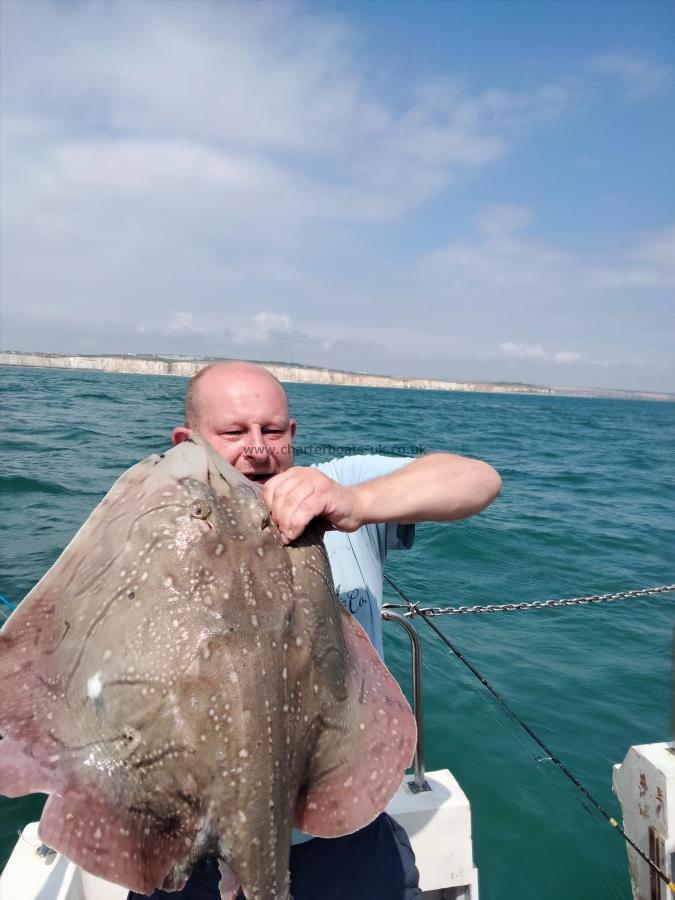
[190, 499, 211, 520]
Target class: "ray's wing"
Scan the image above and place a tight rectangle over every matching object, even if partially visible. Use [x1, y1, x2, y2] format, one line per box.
[294, 605, 416, 837]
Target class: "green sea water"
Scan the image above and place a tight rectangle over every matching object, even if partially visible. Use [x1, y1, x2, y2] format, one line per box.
[0, 366, 673, 900]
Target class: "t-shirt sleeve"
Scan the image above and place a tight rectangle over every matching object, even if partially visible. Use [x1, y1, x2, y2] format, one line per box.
[314, 455, 416, 560]
[381, 520, 415, 552]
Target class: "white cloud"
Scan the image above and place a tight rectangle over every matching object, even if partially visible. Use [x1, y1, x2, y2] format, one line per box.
[168, 312, 206, 334]
[499, 342, 546, 361]
[492, 341, 581, 365]
[498, 345, 579, 365]
[475, 205, 534, 238]
[418, 205, 571, 295]
[638, 225, 675, 269]
[234, 312, 295, 344]
[0, 3, 673, 392]
[0, 2, 586, 382]
[0, 1, 574, 231]
[166, 310, 302, 348]
[587, 268, 665, 289]
[413, 207, 672, 384]
[590, 54, 673, 99]
[588, 225, 675, 289]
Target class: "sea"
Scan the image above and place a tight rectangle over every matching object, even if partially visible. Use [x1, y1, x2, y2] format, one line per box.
[0, 365, 673, 900]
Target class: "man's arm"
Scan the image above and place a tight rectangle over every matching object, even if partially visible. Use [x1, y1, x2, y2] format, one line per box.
[262, 453, 501, 545]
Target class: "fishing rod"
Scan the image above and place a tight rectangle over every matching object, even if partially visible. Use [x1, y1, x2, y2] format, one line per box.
[383, 573, 675, 895]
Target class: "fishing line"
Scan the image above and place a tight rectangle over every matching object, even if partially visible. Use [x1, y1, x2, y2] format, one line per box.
[433, 639, 623, 889]
[383, 573, 675, 894]
[529, 746, 628, 896]
[0, 595, 16, 612]
[386, 587, 626, 894]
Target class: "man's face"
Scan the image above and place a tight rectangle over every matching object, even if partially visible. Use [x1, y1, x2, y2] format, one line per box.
[173, 367, 296, 484]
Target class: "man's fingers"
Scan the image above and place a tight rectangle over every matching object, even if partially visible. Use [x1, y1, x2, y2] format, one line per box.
[262, 470, 321, 542]
[274, 486, 318, 543]
[262, 468, 302, 514]
[260, 467, 356, 543]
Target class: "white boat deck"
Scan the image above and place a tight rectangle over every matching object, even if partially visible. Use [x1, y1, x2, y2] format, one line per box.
[0, 768, 478, 900]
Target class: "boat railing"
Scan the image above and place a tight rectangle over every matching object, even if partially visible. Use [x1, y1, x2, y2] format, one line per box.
[382, 610, 430, 793]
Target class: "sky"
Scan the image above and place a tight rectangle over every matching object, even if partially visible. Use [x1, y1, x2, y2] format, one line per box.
[1, 0, 674, 391]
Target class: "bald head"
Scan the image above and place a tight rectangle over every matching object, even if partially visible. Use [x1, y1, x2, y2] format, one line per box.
[173, 361, 296, 482]
[185, 361, 288, 430]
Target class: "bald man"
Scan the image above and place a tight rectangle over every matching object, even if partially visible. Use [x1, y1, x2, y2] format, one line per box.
[172, 361, 501, 549]
[131, 360, 501, 900]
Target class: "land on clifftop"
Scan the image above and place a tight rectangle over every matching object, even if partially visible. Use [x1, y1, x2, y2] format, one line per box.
[0, 350, 673, 402]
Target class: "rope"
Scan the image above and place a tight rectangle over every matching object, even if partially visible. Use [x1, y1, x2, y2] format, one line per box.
[383, 574, 675, 894]
[0, 595, 17, 612]
[383, 583, 675, 617]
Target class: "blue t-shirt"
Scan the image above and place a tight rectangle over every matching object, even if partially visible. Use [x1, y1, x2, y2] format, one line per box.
[292, 455, 415, 845]
[313, 455, 415, 660]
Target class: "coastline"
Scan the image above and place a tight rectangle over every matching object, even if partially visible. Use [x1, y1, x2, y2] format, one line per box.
[0, 350, 672, 402]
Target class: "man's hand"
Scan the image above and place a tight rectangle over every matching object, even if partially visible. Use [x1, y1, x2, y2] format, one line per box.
[262, 467, 364, 545]
[262, 453, 501, 545]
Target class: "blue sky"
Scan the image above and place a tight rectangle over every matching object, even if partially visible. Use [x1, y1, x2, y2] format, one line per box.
[1, 0, 673, 390]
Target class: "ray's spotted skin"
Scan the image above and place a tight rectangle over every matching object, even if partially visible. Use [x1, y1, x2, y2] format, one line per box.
[0, 436, 415, 900]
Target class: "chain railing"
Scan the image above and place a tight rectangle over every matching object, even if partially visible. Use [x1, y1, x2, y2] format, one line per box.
[383, 582, 675, 618]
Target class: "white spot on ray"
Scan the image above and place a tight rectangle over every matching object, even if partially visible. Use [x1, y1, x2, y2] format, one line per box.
[87, 672, 103, 700]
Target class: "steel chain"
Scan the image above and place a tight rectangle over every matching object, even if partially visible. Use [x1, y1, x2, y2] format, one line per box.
[383, 583, 675, 617]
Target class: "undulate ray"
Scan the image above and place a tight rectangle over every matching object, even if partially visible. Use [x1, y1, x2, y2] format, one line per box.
[0, 436, 416, 899]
